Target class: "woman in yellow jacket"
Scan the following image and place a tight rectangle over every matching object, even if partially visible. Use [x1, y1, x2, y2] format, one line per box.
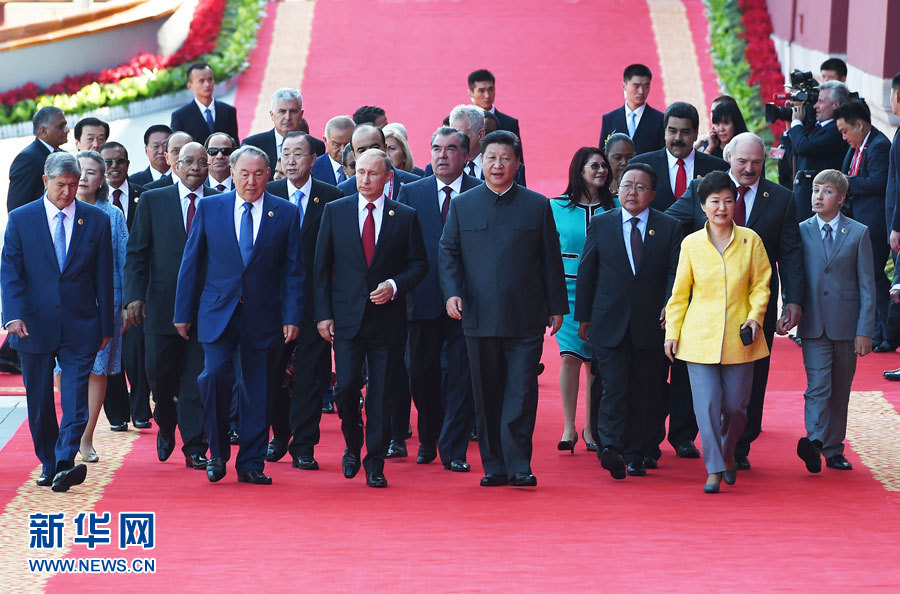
[664, 171, 772, 493]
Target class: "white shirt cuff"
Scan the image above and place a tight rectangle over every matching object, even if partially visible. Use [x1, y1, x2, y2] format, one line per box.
[790, 119, 803, 128]
[3, 319, 21, 329]
[388, 279, 398, 301]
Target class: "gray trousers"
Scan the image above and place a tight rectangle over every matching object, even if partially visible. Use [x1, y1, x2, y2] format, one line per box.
[686, 362, 754, 474]
[800, 336, 856, 457]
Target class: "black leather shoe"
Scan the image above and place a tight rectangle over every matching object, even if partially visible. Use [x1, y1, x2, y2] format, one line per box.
[206, 457, 226, 482]
[36, 473, 53, 487]
[386, 440, 407, 458]
[109, 422, 128, 432]
[874, 341, 899, 353]
[416, 446, 437, 464]
[537, 362, 545, 375]
[734, 455, 751, 470]
[366, 471, 388, 488]
[675, 441, 701, 458]
[642, 456, 658, 469]
[509, 472, 537, 487]
[238, 470, 273, 485]
[0, 356, 22, 374]
[293, 455, 319, 470]
[626, 461, 647, 476]
[600, 447, 627, 480]
[884, 368, 900, 381]
[133, 419, 152, 429]
[797, 437, 822, 473]
[51, 464, 87, 492]
[228, 429, 240, 445]
[342, 450, 361, 479]
[321, 402, 335, 414]
[826, 454, 853, 470]
[157, 435, 175, 462]
[185, 453, 208, 469]
[266, 439, 288, 462]
[480, 474, 508, 487]
[443, 459, 470, 472]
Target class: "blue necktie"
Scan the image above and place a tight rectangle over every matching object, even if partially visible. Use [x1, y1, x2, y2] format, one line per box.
[239, 202, 253, 267]
[293, 189, 305, 228]
[628, 111, 637, 137]
[53, 211, 66, 270]
[204, 108, 215, 133]
[336, 167, 346, 184]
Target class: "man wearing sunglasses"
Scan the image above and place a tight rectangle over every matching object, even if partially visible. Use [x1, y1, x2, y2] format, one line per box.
[205, 133, 237, 192]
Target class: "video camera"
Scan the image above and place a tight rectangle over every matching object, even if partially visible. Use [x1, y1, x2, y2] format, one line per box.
[765, 70, 820, 124]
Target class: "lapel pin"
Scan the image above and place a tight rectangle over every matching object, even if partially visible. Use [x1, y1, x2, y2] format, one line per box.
[695, 174, 701, 178]
[841, 227, 847, 234]
[77, 218, 84, 225]
[763, 191, 769, 198]
[648, 229, 655, 236]
[267, 211, 274, 218]
[313, 197, 320, 203]
[388, 210, 395, 216]
[133, 197, 139, 203]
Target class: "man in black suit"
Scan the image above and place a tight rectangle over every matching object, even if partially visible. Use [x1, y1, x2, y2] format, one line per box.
[314, 149, 428, 488]
[667, 132, 805, 469]
[264, 132, 343, 469]
[73, 117, 108, 152]
[467, 69, 522, 158]
[98, 141, 152, 430]
[440, 131, 568, 487]
[834, 100, 895, 351]
[630, 101, 729, 212]
[7, 106, 68, 213]
[129, 125, 172, 187]
[143, 132, 193, 191]
[311, 115, 355, 186]
[124, 142, 216, 469]
[883, 75, 900, 379]
[170, 61, 239, 145]
[787, 80, 849, 221]
[599, 64, 665, 155]
[338, 124, 420, 199]
[204, 132, 237, 191]
[576, 163, 682, 479]
[397, 127, 480, 471]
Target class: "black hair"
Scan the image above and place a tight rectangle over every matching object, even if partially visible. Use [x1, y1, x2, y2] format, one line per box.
[711, 102, 748, 135]
[697, 170, 737, 204]
[352, 106, 386, 125]
[623, 64, 652, 81]
[604, 133, 635, 154]
[892, 73, 900, 91]
[833, 100, 871, 125]
[621, 162, 658, 190]
[480, 130, 522, 161]
[143, 124, 172, 146]
[561, 147, 614, 210]
[99, 141, 128, 160]
[468, 69, 495, 87]
[203, 132, 237, 150]
[663, 102, 700, 131]
[74, 117, 109, 141]
[821, 58, 848, 79]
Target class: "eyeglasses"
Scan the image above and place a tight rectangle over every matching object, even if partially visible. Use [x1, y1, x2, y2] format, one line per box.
[585, 162, 607, 171]
[103, 158, 127, 167]
[207, 147, 235, 156]
[281, 152, 312, 161]
[619, 182, 650, 193]
[178, 158, 209, 168]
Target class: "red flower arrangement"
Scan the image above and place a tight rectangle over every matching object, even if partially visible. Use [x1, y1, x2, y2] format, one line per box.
[738, 0, 787, 138]
[0, 0, 225, 107]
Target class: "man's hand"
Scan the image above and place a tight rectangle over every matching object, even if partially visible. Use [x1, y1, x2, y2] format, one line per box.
[664, 339, 678, 362]
[659, 307, 666, 330]
[791, 105, 805, 122]
[6, 320, 28, 338]
[892, 288, 900, 304]
[446, 297, 462, 320]
[577, 321, 590, 342]
[317, 319, 334, 343]
[856, 335, 873, 356]
[100, 336, 111, 350]
[369, 281, 394, 305]
[174, 322, 191, 340]
[780, 303, 802, 333]
[283, 324, 299, 343]
[891, 230, 900, 254]
[548, 315, 563, 336]
[121, 308, 132, 334]
[125, 300, 146, 327]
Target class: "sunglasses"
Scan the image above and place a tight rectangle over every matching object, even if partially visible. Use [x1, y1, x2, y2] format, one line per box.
[585, 162, 607, 171]
[207, 147, 235, 156]
[103, 158, 128, 167]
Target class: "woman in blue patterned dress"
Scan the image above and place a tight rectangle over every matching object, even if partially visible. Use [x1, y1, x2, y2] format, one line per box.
[550, 147, 618, 453]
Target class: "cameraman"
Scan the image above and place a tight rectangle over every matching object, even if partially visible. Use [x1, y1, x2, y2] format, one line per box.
[787, 80, 850, 220]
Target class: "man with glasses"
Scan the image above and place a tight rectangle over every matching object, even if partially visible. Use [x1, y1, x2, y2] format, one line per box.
[205, 133, 237, 191]
[143, 132, 194, 190]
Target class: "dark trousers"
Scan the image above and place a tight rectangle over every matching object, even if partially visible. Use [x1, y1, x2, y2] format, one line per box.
[21, 348, 93, 474]
[407, 317, 472, 462]
[735, 325, 776, 458]
[122, 323, 152, 422]
[197, 307, 280, 473]
[102, 372, 131, 426]
[333, 324, 398, 475]
[144, 332, 207, 456]
[593, 336, 667, 463]
[466, 334, 543, 478]
[664, 358, 698, 449]
[388, 356, 411, 441]
[871, 238, 897, 345]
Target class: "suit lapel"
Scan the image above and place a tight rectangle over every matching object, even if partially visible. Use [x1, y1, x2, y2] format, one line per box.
[164, 186, 188, 242]
[746, 181, 771, 228]
[608, 208, 634, 276]
[802, 219, 826, 264]
[422, 178, 441, 229]
[370, 200, 396, 267]
[635, 210, 659, 276]
[63, 202, 87, 272]
[247, 193, 277, 266]
[301, 182, 324, 237]
[830, 216, 850, 261]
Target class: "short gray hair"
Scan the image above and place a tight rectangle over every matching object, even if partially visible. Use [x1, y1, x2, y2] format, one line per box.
[230, 145, 270, 168]
[820, 80, 850, 106]
[723, 132, 765, 160]
[357, 148, 392, 174]
[325, 115, 355, 138]
[75, 150, 109, 202]
[44, 151, 80, 178]
[448, 104, 485, 133]
[33, 106, 64, 136]
[271, 88, 303, 109]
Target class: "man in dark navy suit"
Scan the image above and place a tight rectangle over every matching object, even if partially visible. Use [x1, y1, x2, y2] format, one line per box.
[143, 132, 193, 190]
[264, 132, 343, 469]
[311, 115, 354, 186]
[599, 64, 665, 155]
[314, 149, 428, 488]
[174, 145, 304, 485]
[129, 124, 171, 187]
[630, 102, 728, 212]
[1, 152, 113, 491]
[7, 106, 68, 213]
[204, 132, 237, 192]
[397, 127, 480, 471]
[170, 61, 239, 145]
[338, 124, 420, 198]
[467, 69, 523, 159]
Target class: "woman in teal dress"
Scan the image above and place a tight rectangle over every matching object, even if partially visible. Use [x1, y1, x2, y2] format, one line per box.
[551, 147, 618, 453]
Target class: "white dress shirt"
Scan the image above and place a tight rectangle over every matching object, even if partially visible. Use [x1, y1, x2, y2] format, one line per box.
[234, 193, 263, 243]
[110, 181, 131, 221]
[468, 153, 483, 180]
[178, 182, 206, 231]
[816, 212, 842, 239]
[150, 167, 171, 182]
[207, 175, 233, 191]
[357, 194, 397, 296]
[621, 207, 649, 274]
[666, 149, 696, 195]
[195, 97, 215, 122]
[44, 194, 75, 252]
[728, 171, 759, 220]
[625, 103, 647, 136]
[274, 130, 285, 159]
[328, 154, 343, 179]
[437, 174, 464, 211]
[287, 176, 312, 214]
[38, 138, 56, 154]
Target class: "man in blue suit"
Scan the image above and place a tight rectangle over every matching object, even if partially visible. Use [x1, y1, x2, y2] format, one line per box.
[337, 124, 420, 198]
[1, 152, 113, 491]
[311, 115, 354, 186]
[174, 145, 304, 485]
[397, 127, 480, 471]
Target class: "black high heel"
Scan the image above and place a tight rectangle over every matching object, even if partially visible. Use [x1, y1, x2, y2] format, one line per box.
[557, 432, 578, 454]
[582, 428, 598, 452]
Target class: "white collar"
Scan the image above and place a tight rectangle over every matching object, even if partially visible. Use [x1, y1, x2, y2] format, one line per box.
[621, 207, 650, 225]
[208, 174, 232, 189]
[177, 180, 204, 199]
[437, 173, 464, 194]
[287, 176, 312, 200]
[816, 213, 842, 231]
[43, 194, 76, 220]
[195, 97, 214, 113]
[37, 138, 56, 153]
[625, 103, 646, 118]
[235, 193, 263, 212]
[358, 194, 385, 213]
[728, 170, 760, 194]
[666, 149, 695, 168]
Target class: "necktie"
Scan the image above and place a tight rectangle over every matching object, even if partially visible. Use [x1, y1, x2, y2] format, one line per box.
[628, 111, 637, 137]
[186, 193, 197, 234]
[239, 202, 253, 266]
[53, 211, 66, 271]
[849, 147, 862, 176]
[734, 186, 749, 226]
[823, 223, 834, 260]
[204, 108, 215, 133]
[216, 184, 226, 192]
[362, 203, 376, 265]
[293, 189, 305, 228]
[112, 188, 124, 212]
[440, 186, 452, 225]
[674, 158, 687, 199]
[467, 161, 476, 177]
[630, 217, 642, 271]
[336, 166, 347, 184]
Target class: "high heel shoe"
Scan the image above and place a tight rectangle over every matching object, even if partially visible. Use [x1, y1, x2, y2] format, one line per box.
[723, 463, 737, 485]
[80, 448, 99, 463]
[704, 472, 722, 494]
[582, 428, 598, 452]
[557, 432, 578, 454]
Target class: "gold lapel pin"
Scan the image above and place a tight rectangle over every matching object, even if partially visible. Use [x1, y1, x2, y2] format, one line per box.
[388, 210, 395, 216]
[77, 218, 84, 225]
[763, 191, 769, 198]
[695, 174, 702, 178]
[313, 197, 320, 203]
[648, 229, 655, 236]
[267, 211, 274, 218]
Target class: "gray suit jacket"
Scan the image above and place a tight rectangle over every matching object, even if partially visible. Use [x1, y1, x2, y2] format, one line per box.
[796, 215, 875, 340]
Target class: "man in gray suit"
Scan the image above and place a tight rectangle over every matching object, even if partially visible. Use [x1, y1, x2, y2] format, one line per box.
[792, 169, 875, 473]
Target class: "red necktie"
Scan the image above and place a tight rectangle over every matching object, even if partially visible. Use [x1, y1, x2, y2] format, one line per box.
[112, 189, 124, 212]
[362, 203, 376, 265]
[849, 148, 862, 176]
[216, 184, 226, 192]
[186, 193, 197, 234]
[734, 186, 748, 226]
[675, 158, 687, 199]
[441, 186, 452, 225]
